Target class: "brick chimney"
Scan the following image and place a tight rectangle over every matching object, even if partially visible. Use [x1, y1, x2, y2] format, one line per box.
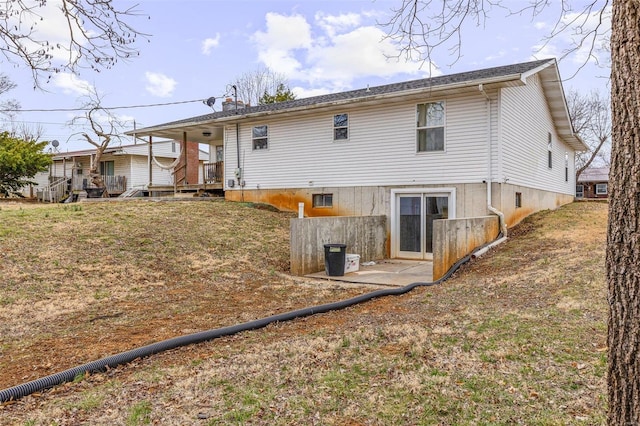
[222, 97, 248, 111]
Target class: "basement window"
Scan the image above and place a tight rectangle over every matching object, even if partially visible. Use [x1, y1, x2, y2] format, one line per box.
[515, 192, 522, 208]
[313, 193, 333, 208]
[252, 125, 268, 150]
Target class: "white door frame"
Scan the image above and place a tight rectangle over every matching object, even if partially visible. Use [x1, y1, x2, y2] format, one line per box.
[390, 188, 457, 259]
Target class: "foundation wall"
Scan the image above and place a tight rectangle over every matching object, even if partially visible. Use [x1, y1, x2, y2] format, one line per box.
[432, 216, 500, 280]
[290, 215, 387, 276]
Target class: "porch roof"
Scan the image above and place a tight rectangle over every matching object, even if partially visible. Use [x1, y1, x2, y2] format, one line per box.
[125, 58, 585, 151]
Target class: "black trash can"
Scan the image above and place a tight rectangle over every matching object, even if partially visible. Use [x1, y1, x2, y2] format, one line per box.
[324, 243, 347, 276]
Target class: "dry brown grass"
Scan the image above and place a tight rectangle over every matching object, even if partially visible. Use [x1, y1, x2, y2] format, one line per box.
[0, 199, 607, 425]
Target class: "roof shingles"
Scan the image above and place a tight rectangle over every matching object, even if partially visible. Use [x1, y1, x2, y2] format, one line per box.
[152, 59, 553, 129]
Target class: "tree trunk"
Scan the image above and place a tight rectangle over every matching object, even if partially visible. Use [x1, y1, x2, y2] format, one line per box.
[89, 146, 108, 197]
[607, 0, 640, 423]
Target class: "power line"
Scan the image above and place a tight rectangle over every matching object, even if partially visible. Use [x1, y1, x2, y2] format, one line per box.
[0, 97, 214, 113]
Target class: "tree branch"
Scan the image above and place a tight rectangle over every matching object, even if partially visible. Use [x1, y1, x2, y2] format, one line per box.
[0, 0, 150, 88]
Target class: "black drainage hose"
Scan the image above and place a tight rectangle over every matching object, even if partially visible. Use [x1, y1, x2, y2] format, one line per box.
[0, 244, 487, 403]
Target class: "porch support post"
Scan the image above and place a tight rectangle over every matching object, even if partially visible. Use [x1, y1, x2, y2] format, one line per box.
[183, 131, 187, 185]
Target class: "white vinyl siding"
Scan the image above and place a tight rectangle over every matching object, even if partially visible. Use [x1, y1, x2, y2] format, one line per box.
[224, 93, 488, 190]
[499, 74, 576, 195]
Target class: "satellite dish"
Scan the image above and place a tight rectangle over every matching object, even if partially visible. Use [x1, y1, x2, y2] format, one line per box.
[204, 97, 216, 109]
[51, 140, 59, 148]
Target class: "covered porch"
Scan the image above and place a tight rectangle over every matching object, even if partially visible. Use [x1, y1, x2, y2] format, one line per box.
[129, 121, 227, 194]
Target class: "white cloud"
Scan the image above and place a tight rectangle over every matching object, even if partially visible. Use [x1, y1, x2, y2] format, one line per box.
[144, 72, 177, 98]
[485, 50, 507, 61]
[202, 34, 221, 55]
[304, 26, 428, 89]
[52, 72, 93, 96]
[291, 86, 332, 99]
[1, 1, 83, 68]
[252, 13, 313, 76]
[251, 12, 428, 93]
[315, 11, 361, 37]
[253, 13, 313, 51]
[534, 21, 548, 30]
[531, 42, 559, 60]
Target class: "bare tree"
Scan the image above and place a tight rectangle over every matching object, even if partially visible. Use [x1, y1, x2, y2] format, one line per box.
[566, 89, 611, 178]
[380, 1, 610, 78]
[0, 73, 20, 121]
[8, 121, 44, 142]
[69, 86, 125, 195]
[0, 0, 149, 87]
[228, 68, 291, 107]
[381, 0, 640, 423]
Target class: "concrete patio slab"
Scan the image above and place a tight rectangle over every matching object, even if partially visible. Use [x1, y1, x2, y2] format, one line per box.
[306, 259, 433, 287]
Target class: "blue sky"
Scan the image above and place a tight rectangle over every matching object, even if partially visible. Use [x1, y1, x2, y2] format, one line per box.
[2, 0, 611, 151]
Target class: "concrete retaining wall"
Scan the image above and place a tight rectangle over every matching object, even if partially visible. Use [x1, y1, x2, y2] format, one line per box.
[290, 216, 387, 276]
[432, 216, 500, 280]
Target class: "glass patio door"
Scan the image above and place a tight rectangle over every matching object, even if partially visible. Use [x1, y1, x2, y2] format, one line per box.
[397, 194, 449, 259]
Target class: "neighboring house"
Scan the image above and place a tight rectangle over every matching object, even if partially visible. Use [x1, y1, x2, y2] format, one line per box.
[129, 58, 586, 263]
[24, 140, 209, 200]
[576, 167, 609, 199]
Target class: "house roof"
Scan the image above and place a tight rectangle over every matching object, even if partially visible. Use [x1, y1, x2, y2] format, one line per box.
[578, 167, 609, 183]
[127, 58, 585, 151]
[51, 140, 209, 161]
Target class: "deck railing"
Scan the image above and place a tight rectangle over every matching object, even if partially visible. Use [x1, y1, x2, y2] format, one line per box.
[203, 161, 224, 183]
[37, 177, 69, 203]
[71, 175, 127, 194]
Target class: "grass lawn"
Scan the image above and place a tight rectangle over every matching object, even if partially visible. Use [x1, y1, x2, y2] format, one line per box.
[0, 199, 607, 425]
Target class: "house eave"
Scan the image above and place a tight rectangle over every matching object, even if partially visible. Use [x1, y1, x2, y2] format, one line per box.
[533, 60, 587, 151]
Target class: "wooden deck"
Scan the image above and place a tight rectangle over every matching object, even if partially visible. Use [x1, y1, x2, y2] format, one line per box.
[147, 182, 224, 194]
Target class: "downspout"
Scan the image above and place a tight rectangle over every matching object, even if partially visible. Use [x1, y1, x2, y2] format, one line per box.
[479, 84, 508, 238]
[232, 85, 242, 186]
[148, 135, 153, 188]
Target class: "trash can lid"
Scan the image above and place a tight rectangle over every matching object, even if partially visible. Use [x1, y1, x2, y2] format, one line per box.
[324, 243, 346, 248]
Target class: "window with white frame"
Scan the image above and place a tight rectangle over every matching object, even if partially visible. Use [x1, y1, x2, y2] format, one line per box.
[252, 125, 268, 150]
[576, 185, 584, 198]
[333, 114, 348, 140]
[565, 152, 569, 182]
[596, 183, 608, 195]
[417, 101, 445, 152]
